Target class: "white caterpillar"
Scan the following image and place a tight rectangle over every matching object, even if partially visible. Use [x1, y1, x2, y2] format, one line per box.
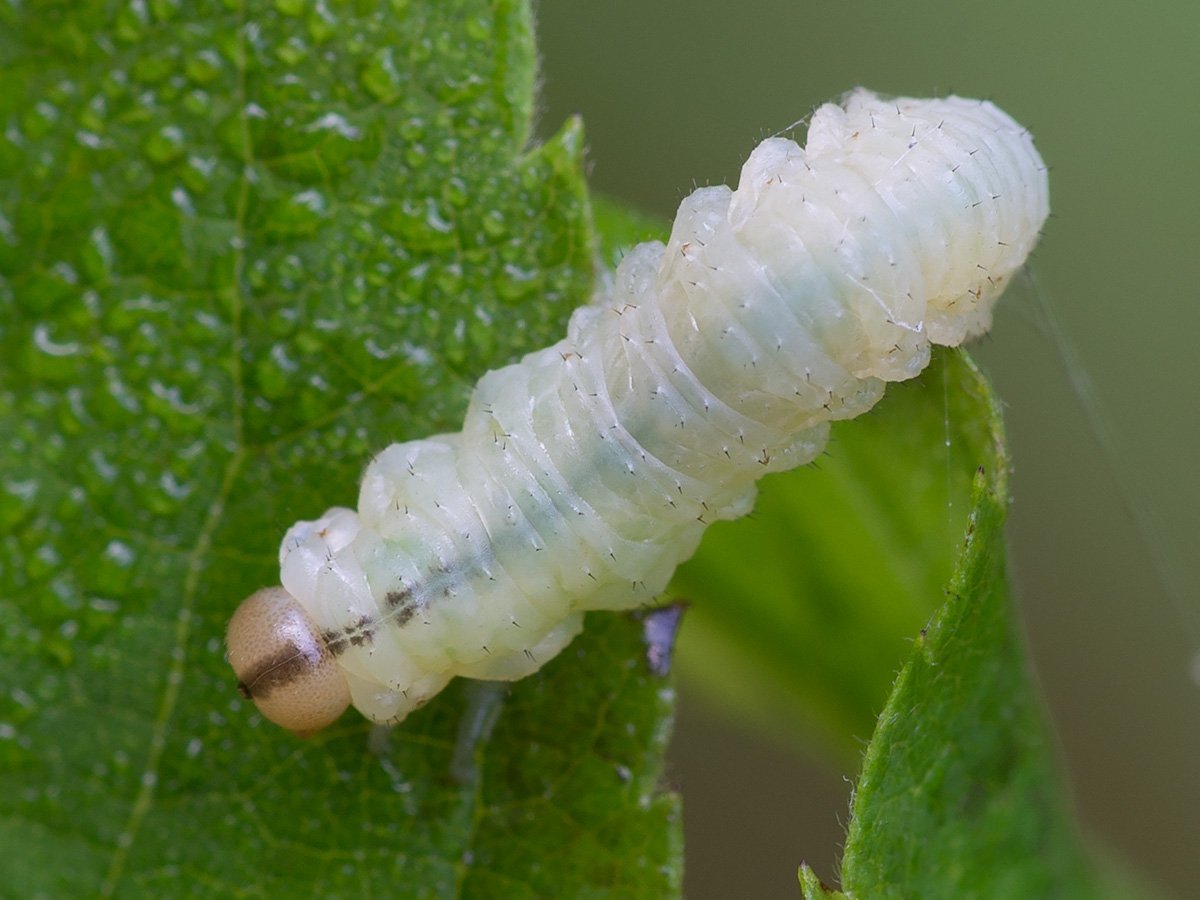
[226, 89, 1049, 734]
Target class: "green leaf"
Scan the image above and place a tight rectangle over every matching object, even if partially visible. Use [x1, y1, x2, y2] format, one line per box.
[0, 2, 678, 896]
[834, 365, 1130, 898]
[668, 347, 988, 759]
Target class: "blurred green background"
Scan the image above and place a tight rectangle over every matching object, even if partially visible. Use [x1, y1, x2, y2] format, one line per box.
[536, 2, 1199, 897]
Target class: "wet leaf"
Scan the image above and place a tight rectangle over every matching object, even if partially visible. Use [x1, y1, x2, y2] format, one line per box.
[0, 3, 678, 896]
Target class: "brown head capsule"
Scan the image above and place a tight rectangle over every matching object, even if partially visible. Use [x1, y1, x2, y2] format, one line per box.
[225, 586, 351, 736]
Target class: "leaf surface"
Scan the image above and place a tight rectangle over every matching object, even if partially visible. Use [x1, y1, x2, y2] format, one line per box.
[0, 3, 678, 896]
[831, 361, 1133, 897]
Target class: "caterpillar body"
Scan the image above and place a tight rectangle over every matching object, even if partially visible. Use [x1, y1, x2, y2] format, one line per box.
[226, 89, 1049, 735]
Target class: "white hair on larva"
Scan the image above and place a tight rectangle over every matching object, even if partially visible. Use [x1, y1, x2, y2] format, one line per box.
[226, 88, 1049, 735]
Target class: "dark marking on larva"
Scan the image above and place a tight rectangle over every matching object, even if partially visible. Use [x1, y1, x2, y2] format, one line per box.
[386, 589, 420, 627]
[386, 586, 413, 608]
[320, 629, 344, 654]
[237, 642, 318, 699]
[322, 614, 378, 656]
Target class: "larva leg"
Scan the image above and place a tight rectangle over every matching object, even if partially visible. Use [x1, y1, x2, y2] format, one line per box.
[449, 681, 509, 785]
[641, 603, 688, 678]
